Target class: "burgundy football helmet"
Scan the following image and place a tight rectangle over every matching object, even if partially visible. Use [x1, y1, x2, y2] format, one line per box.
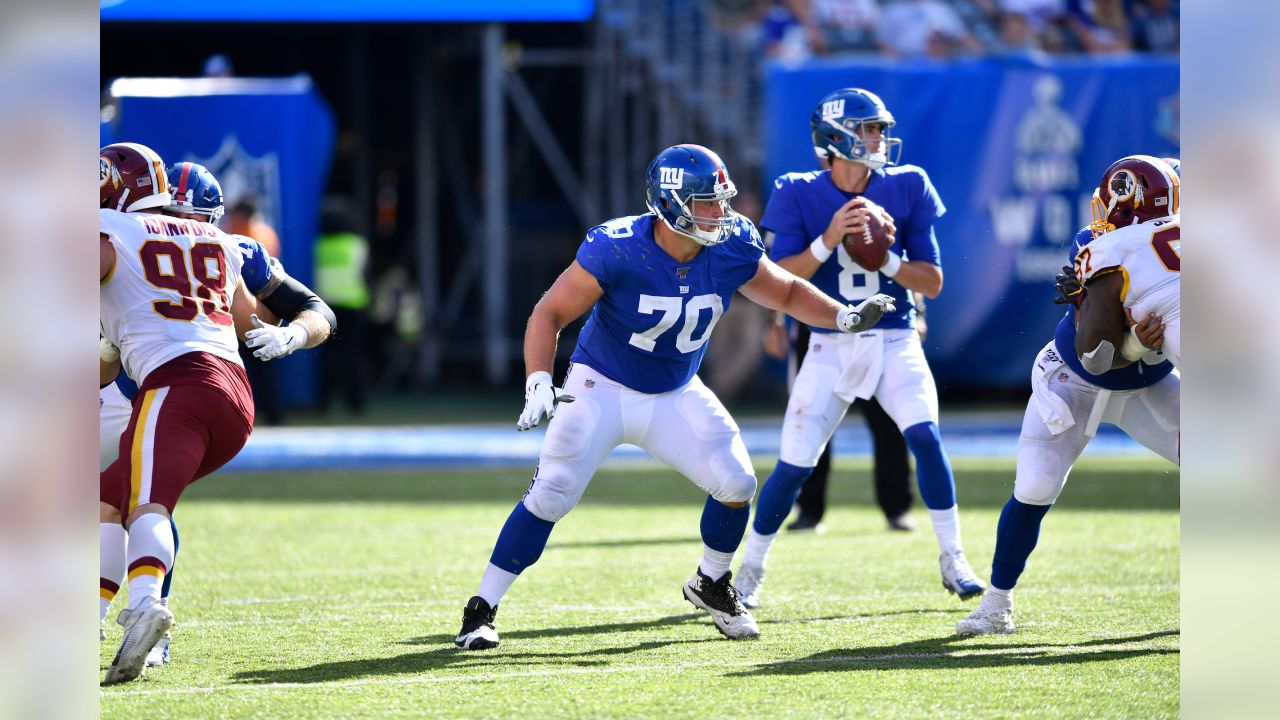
[100, 142, 171, 213]
[1089, 154, 1180, 239]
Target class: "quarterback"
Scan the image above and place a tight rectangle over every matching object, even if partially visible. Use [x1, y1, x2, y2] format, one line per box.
[454, 144, 894, 649]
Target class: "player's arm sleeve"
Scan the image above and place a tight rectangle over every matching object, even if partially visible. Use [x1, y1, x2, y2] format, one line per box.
[575, 227, 614, 291]
[900, 169, 945, 265]
[259, 260, 339, 335]
[761, 178, 809, 261]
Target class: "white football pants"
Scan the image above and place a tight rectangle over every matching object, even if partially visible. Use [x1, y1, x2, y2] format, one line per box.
[521, 363, 758, 522]
[100, 382, 132, 472]
[1015, 341, 1180, 506]
[779, 328, 939, 468]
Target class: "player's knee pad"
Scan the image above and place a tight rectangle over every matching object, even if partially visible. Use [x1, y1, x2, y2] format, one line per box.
[779, 415, 831, 468]
[521, 461, 588, 523]
[704, 441, 757, 504]
[711, 471, 757, 505]
[1012, 459, 1067, 506]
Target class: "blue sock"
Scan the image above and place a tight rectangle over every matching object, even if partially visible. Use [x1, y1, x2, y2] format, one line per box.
[990, 496, 1052, 590]
[751, 460, 815, 536]
[160, 516, 179, 600]
[700, 495, 750, 553]
[903, 422, 956, 510]
[489, 502, 555, 575]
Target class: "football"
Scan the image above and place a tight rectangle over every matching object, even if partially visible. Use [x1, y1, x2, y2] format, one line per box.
[842, 198, 894, 271]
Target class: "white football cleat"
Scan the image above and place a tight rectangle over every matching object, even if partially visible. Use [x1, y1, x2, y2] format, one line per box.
[734, 562, 766, 609]
[104, 599, 174, 685]
[145, 631, 171, 667]
[956, 606, 1015, 635]
[683, 569, 760, 640]
[940, 549, 987, 600]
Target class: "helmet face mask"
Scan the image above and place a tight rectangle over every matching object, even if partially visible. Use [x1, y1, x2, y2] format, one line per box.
[646, 144, 738, 247]
[1088, 155, 1179, 239]
[811, 88, 903, 170]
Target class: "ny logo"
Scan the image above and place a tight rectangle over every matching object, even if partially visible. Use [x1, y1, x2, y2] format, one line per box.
[822, 99, 845, 119]
[658, 167, 685, 190]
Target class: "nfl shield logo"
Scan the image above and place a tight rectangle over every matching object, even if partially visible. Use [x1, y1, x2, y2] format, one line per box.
[190, 135, 282, 230]
[584, 379, 595, 388]
[676, 266, 691, 280]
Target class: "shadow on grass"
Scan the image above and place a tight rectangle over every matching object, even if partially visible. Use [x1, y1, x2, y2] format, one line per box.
[548, 535, 701, 550]
[729, 629, 1180, 677]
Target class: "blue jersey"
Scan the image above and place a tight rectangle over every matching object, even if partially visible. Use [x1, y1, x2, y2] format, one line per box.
[571, 213, 766, 394]
[236, 237, 275, 296]
[114, 370, 139, 401]
[761, 166, 944, 332]
[1053, 228, 1174, 390]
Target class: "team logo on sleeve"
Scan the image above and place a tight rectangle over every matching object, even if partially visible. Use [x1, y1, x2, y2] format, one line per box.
[658, 167, 685, 190]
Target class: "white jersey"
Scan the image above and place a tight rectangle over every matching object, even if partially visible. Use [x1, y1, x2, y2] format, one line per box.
[1076, 213, 1180, 368]
[100, 208, 258, 386]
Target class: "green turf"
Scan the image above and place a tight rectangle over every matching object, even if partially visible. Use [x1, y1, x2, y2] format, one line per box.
[100, 456, 1179, 719]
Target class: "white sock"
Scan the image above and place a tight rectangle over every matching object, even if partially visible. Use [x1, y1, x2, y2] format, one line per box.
[741, 529, 777, 570]
[982, 586, 1013, 611]
[477, 563, 519, 608]
[699, 546, 735, 582]
[928, 505, 962, 555]
[100, 523, 127, 623]
[125, 514, 175, 611]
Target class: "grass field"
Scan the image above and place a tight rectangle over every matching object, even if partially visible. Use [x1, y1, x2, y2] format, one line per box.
[100, 455, 1179, 719]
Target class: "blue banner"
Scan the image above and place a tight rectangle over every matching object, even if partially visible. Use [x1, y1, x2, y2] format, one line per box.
[764, 56, 1179, 388]
[105, 75, 336, 406]
[101, 0, 594, 22]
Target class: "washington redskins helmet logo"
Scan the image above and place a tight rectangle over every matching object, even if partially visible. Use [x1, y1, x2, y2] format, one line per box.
[100, 156, 119, 190]
[1108, 169, 1138, 203]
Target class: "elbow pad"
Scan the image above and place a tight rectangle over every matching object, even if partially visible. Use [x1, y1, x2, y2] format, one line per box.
[261, 274, 338, 335]
[1079, 339, 1116, 375]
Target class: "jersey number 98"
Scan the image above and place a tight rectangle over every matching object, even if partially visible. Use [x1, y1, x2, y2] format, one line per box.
[139, 239, 233, 326]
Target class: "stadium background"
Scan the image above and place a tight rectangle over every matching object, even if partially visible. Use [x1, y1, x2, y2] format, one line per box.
[100, 0, 1177, 453]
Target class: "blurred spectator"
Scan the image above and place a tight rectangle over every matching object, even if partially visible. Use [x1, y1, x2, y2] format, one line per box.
[228, 196, 281, 258]
[809, 0, 882, 54]
[314, 196, 371, 414]
[993, 0, 1066, 33]
[876, 0, 984, 59]
[1066, 0, 1133, 53]
[228, 195, 285, 424]
[996, 11, 1046, 54]
[1130, 0, 1178, 53]
[202, 53, 234, 78]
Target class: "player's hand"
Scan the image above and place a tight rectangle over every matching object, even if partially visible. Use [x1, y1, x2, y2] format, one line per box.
[822, 197, 870, 251]
[1053, 265, 1085, 306]
[836, 294, 896, 333]
[517, 371, 576, 431]
[245, 314, 309, 361]
[1128, 309, 1165, 351]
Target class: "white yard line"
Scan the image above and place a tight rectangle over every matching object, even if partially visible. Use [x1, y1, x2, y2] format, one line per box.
[108, 636, 1179, 698]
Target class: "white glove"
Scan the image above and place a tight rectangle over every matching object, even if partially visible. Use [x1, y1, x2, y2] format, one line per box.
[516, 371, 575, 431]
[100, 335, 120, 363]
[835, 294, 896, 333]
[245, 314, 308, 361]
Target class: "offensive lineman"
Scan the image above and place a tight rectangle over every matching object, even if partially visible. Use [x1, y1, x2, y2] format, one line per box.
[736, 88, 985, 608]
[99, 143, 336, 684]
[454, 144, 895, 649]
[956, 155, 1180, 635]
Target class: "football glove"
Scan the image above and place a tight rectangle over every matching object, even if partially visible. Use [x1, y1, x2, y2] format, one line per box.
[836, 294, 896, 333]
[517, 371, 575, 431]
[1053, 265, 1085, 306]
[245, 314, 308, 361]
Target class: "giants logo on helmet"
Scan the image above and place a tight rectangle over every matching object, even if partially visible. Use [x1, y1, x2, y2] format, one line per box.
[658, 167, 684, 190]
[821, 99, 845, 119]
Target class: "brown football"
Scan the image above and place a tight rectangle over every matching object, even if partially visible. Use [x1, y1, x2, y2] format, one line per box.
[842, 198, 894, 271]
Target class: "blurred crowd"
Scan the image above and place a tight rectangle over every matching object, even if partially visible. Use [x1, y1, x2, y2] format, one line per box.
[708, 0, 1178, 60]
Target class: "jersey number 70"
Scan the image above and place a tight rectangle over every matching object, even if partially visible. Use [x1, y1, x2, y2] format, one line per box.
[628, 294, 724, 353]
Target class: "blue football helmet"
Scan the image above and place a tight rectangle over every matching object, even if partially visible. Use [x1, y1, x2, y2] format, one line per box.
[810, 88, 902, 169]
[645, 144, 737, 246]
[1161, 157, 1181, 177]
[165, 162, 225, 223]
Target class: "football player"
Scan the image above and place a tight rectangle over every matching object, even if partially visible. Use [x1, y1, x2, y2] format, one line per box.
[735, 88, 985, 609]
[454, 144, 895, 649]
[98, 144, 336, 684]
[98, 161, 283, 667]
[956, 155, 1180, 635]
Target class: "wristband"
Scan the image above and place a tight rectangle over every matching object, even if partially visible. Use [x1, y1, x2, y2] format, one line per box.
[809, 236, 833, 263]
[1119, 324, 1151, 361]
[880, 252, 902, 277]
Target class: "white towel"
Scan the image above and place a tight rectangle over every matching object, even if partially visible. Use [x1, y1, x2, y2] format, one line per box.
[1030, 347, 1076, 436]
[833, 331, 883, 402]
